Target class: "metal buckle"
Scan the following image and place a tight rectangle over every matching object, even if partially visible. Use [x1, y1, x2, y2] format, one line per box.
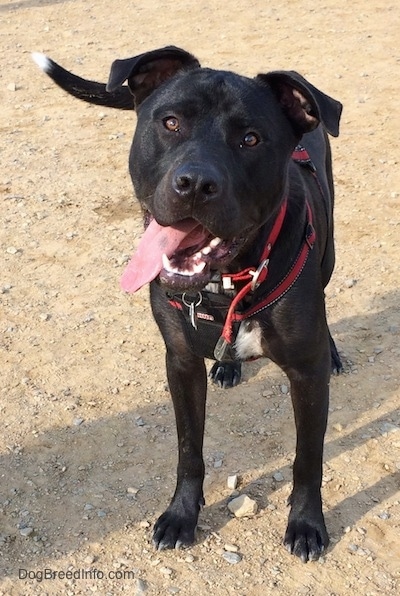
[250, 258, 269, 291]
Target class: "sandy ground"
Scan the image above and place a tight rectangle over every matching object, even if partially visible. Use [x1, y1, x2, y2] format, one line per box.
[1, 0, 399, 594]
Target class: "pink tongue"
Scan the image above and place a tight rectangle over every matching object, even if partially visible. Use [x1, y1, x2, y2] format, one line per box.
[120, 218, 201, 293]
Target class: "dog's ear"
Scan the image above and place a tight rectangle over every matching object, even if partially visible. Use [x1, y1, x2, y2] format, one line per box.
[106, 46, 200, 106]
[257, 71, 342, 137]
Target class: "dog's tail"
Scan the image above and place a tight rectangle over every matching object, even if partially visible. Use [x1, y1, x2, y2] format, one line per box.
[32, 53, 134, 110]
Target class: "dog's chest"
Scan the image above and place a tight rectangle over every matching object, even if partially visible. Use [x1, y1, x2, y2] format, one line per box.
[234, 320, 264, 361]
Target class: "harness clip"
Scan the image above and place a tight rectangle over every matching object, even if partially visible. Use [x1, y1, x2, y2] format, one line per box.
[250, 258, 269, 291]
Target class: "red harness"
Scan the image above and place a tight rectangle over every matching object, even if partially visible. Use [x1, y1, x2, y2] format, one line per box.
[168, 146, 318, 361]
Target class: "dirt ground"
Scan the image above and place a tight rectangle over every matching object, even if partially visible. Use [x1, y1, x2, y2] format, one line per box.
[1, 0, 399, 594]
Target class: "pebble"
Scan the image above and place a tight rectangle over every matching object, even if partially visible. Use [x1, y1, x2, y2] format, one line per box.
[139, 520, 150, 528]
[127, 487, 139, 495]
[377, 511, 390, 520]
[136, 578, 148, 594]
[380, 422, 400, 435]
[97, 510, 107, 517]
[159, 566, 173, 576]
[333, 423, 343, 432]
[84, 503, 94, 511]
[272, 471, 284, 482]
[19, 527, 34, 537]
[135, 416, 145, 427]
[73, 418, 84, 426]
[222, 552, 242, 564]
[184, 554, 195, 563]
[344, 278, 356, 288]
[6, 246, 20, 255]
[7, 82, 17, 91]
[228, 494, 258, 517]
[84, 555, 96, 564]
[224, 543, 239, 552]
[227, 474, 238, 490]
[280, 384, 289, 394]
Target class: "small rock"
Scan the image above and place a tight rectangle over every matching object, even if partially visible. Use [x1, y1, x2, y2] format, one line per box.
[184, 554, 195, 563]
[136, 578, 148, 594]
[280, 384, 289, 394]
[227, 474, 238, 490]
[228, 494, 258, 518]
[333, 423, 343, 432]
[84, 503, 94, 511]
[84, 555, 96, 564]
[380, 422, 400, 435]
[97, 510, 107, 517]
[224, 543, 239, 552]
[214, 459, 223, 468]
[344, 278, 356, 288]
[73, 418, 84, 426]
[6, 246, 20, 255]
[222, 552, 242, 564]
[135, 416, 145, 427]
[19, 527, 34, 537]
[139, 520, 150, 528]
[159, 566, 173, 576]
[377, 511, 390, 520]
[7, 82, 17, 91]
[348, 543, 359, 553]
[272, 471, 284, 482]
[127, 487, 139, 495]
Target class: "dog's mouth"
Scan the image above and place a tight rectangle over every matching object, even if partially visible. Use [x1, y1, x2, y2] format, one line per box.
[121, 216, 240, 293]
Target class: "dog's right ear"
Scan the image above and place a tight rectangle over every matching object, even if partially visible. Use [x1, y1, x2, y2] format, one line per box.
[106, 46, 200, 106]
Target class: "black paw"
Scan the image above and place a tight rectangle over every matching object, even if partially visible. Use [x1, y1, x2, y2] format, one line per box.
[152, 497, 204, 550]
[209, 360, 242, 388]
[283, 516, 329, 562]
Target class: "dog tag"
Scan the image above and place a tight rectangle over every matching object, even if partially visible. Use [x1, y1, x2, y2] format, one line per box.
[214, 336, 235, 361]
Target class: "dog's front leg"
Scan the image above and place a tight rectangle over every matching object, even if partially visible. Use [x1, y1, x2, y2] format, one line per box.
[283, 355, 330, 562]
[153, 346, 207, 550]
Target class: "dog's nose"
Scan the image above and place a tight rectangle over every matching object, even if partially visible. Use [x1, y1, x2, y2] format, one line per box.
[172, 163, 222, 201]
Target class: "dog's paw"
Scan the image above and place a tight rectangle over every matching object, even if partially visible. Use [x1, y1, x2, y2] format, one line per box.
[283, 516, 329, 562]
[209, 360, 242, 388]
[153, 510, 198, 550]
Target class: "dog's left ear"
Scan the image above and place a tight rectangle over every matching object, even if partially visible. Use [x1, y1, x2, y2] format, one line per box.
[106, 46, 200, 106]
[257, 71, 342, 137]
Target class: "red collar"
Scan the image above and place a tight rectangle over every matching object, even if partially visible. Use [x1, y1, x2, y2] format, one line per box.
[214, 198, 316, 360]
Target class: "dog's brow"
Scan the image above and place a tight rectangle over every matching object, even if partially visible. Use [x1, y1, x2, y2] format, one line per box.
[154, 101, 202, 119]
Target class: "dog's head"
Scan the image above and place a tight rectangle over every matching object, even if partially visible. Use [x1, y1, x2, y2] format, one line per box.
[108, 47, 341, 292]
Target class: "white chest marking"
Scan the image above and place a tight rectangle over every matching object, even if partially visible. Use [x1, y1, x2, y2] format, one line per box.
[234, 320, 264, 361]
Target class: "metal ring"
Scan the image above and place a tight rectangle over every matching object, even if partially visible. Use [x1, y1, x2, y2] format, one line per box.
[182, 292, 203, 307]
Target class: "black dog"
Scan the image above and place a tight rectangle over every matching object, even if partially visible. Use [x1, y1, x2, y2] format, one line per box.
[33, 47, 342, 562]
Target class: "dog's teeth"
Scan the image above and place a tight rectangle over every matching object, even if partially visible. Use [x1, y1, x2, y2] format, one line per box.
[209, 237, 222, 248]
[202, 246, 212, 255]
[162, 253, 206, 277]
[162, 253, 173, 272]
[192, 261, 206, 274]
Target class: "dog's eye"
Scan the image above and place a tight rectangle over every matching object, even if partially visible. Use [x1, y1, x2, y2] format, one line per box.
[163, 116, 180, 132]
[241, 132, 260, 148]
